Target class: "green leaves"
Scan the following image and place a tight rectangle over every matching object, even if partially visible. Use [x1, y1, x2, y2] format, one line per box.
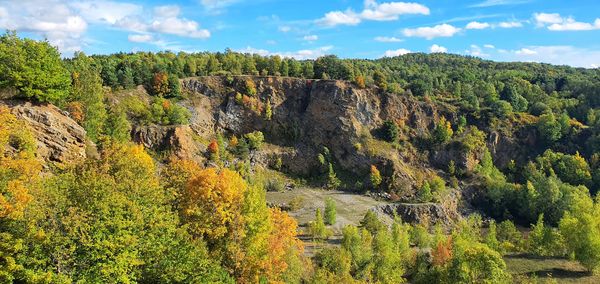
[0, 31, 70, 103]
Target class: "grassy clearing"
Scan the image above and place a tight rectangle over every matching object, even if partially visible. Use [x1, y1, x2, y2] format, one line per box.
[506, 254, 599, 283]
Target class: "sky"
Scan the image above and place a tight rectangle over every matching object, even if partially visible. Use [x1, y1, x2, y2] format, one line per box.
[1, 0, 600, 68]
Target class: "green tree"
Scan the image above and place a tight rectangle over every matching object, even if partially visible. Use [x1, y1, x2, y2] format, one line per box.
[432, 116, 453, 144]
[0, 31, 71, 103]
[69, 52, 108, 142]
[559, 195, 600, 273]
[381, 120, 400, 143]
[324, 197, 337, 225]
[448, 243, 511, 284]
[309, 209, 332, 241]
[537, 113, 563, 144]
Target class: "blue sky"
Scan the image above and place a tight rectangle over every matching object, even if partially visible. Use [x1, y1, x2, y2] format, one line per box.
[1, 0, 600, 67]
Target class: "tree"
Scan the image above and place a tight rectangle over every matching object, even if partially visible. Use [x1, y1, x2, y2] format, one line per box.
[448, 243, 511, 284]
[150, 72, 170, 97]
[537, 113, 562, 144]
[528, 214, 566, 257]
[104, 107, 131, 143]
[324, 197, 337, 225]
[0, 31, 71, 103]
[309, 209, 332, 240]
[432, 116, 453, 144]
[244, 131, 264, 150]
[181, 168, 247, 240]
[70, 52, 108, 142]
[373, 71, 388, 91]
[208, 140, 220, 161]
[370, 165, 382, 188]
[381, 120, 400, 143]
[484, 220, 499, 251]
[360, 211, 384, 235]
[265, 99, 273, 121]
[559, 195, 600, 273]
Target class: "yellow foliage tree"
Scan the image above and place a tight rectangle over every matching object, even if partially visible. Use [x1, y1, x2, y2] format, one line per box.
[182, 168, 247, 239]
[0, 106, 40, 219]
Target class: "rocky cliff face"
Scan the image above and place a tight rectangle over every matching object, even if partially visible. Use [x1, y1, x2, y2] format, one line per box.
[0, 100, 87, 163]
[179, 76, 442, 193]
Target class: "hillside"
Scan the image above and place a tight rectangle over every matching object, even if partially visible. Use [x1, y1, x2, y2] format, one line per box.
[3, 32, 600, 283]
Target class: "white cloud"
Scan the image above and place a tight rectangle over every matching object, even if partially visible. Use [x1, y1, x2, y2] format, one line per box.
[317, 1, 429, 27]
[0, 0, 89, 53]
[128, 34, 153, 43]
[498, 21, 523, 28]
[548, 18, 600, 31]
[374, 36, 403, 42]
[502, 45, 600, 67]
[237, 46, 335, 60]
[317, 10, 361, 27]
[484, 44, 495, 48]
[153, 5, 181, 18]
[403, 24, 461, 40]
[515, 48, 537, 55]
[533, 13, 563, 26]
[383, 48, 411, 57]
[278, 26, 291, 32]
[533, 13, 600, 31]
[303, 35, 318, 41]
[429, 44, 447, 53]
[361, 1, 429, 21]
[70, 1, 142, 25]
[466, 21, 490, 29]
[470, 0, 531, 8]
[200, 0, 240, 13]
[150, 17, 210, 39]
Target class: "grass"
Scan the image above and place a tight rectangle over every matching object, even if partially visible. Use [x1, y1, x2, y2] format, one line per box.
[505, 254, 600, 283]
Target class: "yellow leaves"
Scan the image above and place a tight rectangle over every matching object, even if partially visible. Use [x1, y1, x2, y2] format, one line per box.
[182, 168, 247, 239]
[0, 180, 32, 219]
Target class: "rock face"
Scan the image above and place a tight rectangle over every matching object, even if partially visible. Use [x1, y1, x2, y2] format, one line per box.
[180, 76, 441, 192]
[0, 100, 87, 163]
[131, 125, 205, 164]
[372, 202, 456, 227]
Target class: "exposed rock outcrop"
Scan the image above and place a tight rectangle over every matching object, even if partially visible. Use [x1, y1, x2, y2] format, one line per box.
[0, 100, 87, 163]
[131, 125, 205, 164]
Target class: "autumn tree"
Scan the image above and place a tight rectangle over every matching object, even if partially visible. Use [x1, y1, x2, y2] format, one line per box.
[151, 72, 170, 97]
[182, 168, 247, 240]
[370, 165, 382, 188]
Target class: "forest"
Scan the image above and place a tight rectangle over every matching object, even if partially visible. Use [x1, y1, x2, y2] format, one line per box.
[2, 30, 600, 283]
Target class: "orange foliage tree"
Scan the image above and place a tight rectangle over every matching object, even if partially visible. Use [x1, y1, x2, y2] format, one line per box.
[151, 72, 170, 97]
